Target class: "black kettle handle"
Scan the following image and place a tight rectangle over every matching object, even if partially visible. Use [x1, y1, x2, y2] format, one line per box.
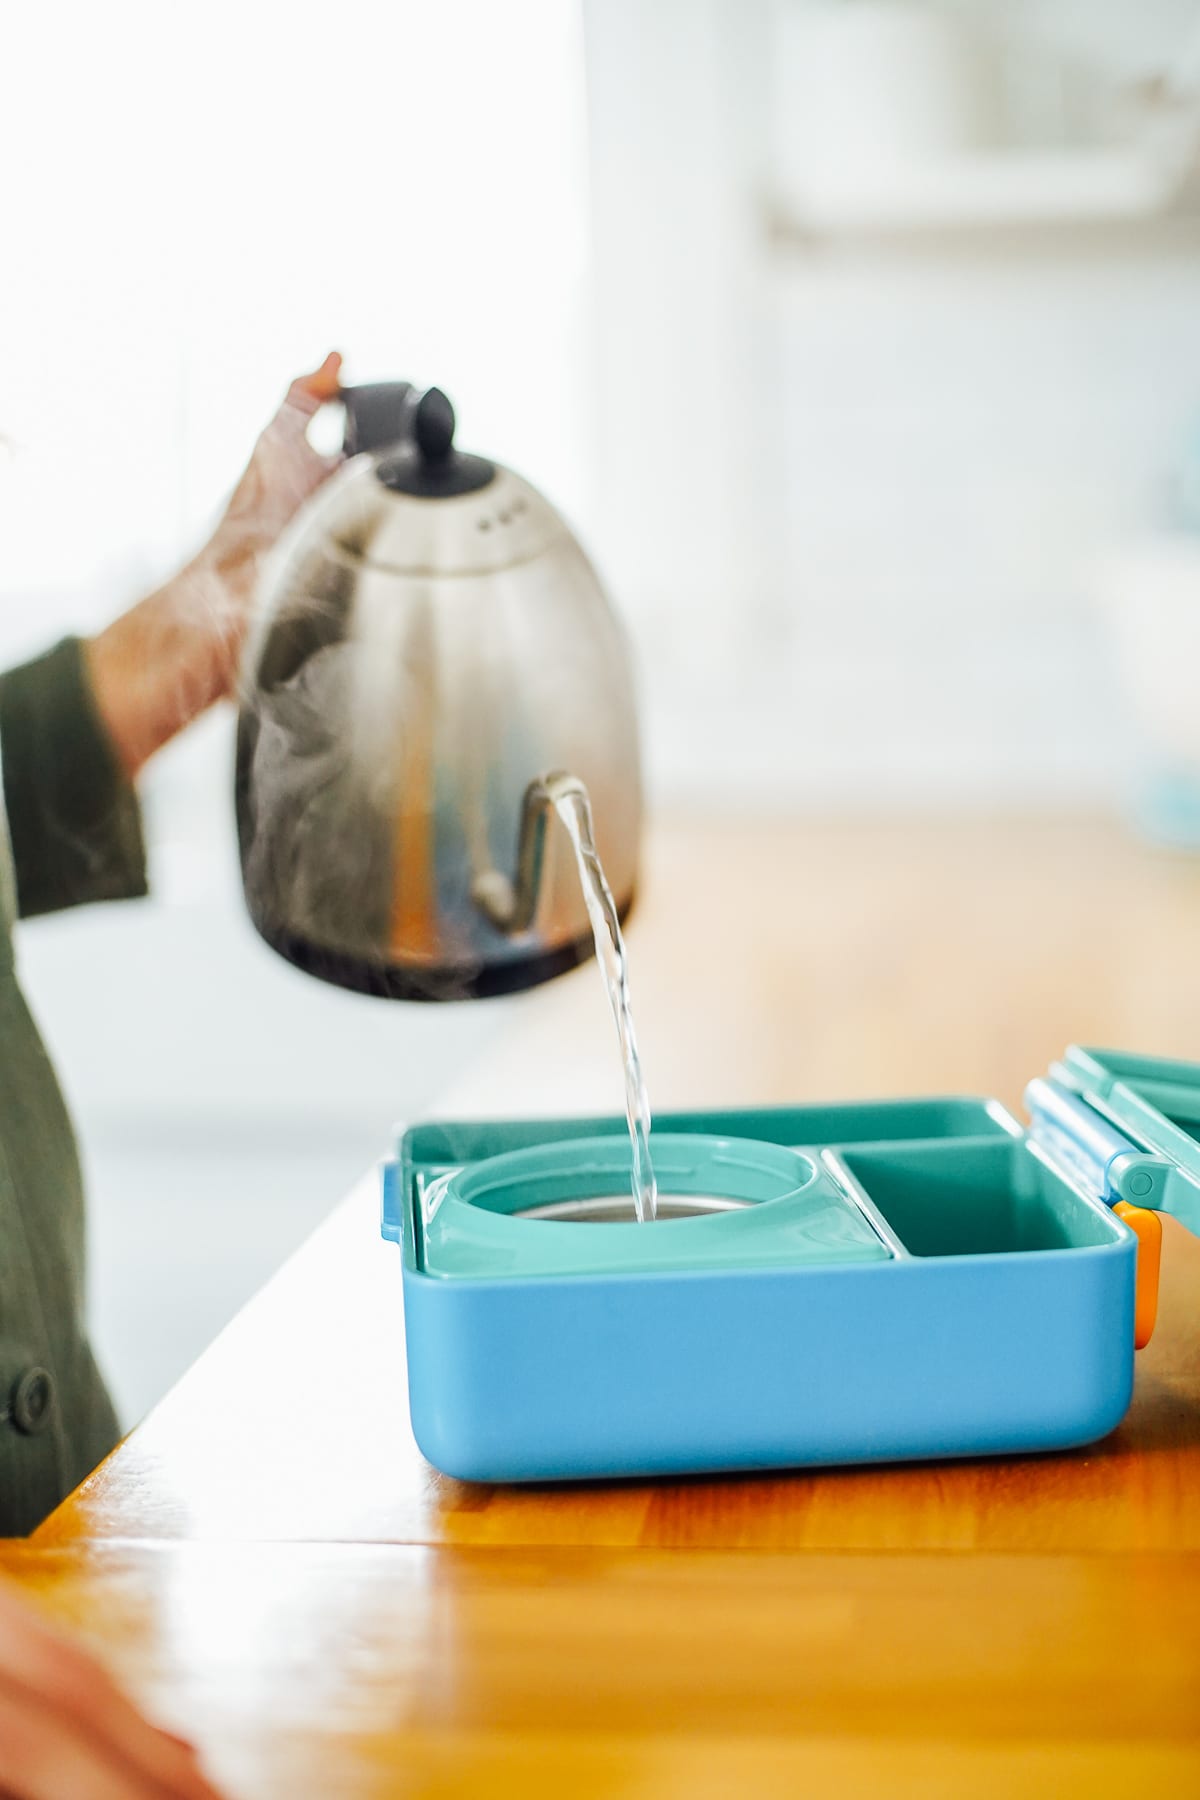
[340, 382, 416, 457]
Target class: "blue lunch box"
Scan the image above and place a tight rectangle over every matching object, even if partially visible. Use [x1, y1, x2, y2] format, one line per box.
[380, 1044, 1199, 1483]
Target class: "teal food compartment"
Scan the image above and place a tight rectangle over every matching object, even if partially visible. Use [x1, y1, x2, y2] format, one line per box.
[381, 1047, 1200, 1483]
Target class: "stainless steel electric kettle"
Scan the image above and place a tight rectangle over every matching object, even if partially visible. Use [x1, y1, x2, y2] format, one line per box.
[235, 381, 642, 1000]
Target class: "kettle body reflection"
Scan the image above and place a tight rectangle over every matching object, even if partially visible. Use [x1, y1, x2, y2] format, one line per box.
[235, 382, 642, 1000]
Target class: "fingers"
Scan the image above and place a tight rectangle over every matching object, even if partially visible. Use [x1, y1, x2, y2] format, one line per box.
[258, 350, 343, 469]
[0, 1585, 224, 1799]
[218, 351, 343, 531]
[185, 352, 344, 657]
[283, 350, 342, 418]
[0, 1687, 224, 1800]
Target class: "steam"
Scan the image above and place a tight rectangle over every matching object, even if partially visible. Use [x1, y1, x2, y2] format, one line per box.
[237, 643, 393, 959]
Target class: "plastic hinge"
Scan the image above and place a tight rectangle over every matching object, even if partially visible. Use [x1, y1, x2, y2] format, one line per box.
[1023, 1078, 1172, 1210]
[1025, 1078, 1166, 1351]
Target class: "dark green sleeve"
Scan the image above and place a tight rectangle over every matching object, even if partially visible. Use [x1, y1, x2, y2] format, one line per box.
[0, 636, 147, 919]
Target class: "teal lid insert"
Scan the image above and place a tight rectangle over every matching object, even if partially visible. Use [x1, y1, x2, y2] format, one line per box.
[414, 1133, 892, 1280]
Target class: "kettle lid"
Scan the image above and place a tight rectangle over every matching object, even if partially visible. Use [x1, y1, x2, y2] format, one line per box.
[295, 378, 574, 575]
[342, 382, 495, 499]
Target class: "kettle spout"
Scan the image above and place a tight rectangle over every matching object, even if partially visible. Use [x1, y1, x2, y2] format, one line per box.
[472, 771, 589, 935]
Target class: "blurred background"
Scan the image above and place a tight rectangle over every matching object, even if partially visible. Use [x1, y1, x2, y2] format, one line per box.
[3, 0, 1200, 1424]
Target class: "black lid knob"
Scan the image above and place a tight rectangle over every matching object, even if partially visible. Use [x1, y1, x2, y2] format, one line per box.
[414, 388, 456, 464]
[374, 383, 495, 499]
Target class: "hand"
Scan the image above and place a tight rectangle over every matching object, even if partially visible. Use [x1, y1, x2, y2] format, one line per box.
[85, 352, 343, 778]
[204, 349, 345, 623]
[0, 1575, 225, 1798]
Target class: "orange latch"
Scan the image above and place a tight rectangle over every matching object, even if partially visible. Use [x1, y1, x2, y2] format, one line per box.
[1113, 1202, 1162, 1349]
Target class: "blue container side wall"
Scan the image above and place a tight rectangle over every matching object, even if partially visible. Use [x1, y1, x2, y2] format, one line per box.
[401, 1240, 1134, 1483]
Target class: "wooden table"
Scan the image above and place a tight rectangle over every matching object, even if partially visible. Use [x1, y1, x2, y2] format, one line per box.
[5, 818, 1200, 1797]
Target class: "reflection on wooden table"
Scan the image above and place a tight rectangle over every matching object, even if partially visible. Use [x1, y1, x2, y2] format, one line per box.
[2, 1538, 1197, 1798]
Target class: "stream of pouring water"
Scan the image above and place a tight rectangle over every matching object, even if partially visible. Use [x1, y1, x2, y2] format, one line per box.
[547, 777, 658, 1224]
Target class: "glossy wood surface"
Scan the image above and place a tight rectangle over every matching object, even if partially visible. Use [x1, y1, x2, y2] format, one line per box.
[10, 818, 1200, 1793]
[3, 1540, 1199, 1797]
